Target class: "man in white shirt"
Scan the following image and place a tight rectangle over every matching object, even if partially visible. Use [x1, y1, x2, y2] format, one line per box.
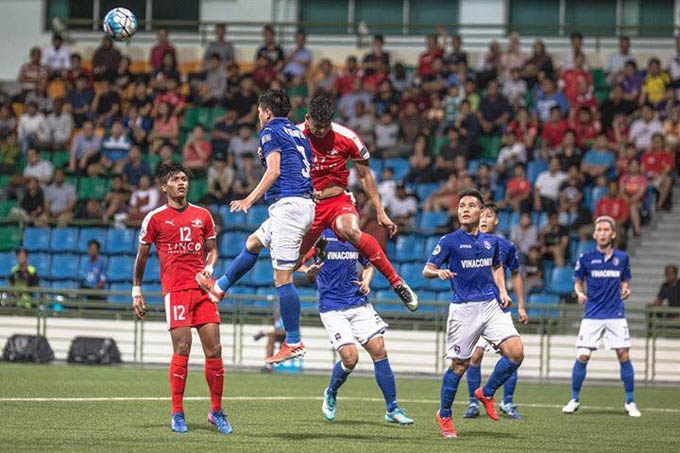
[37, 169, 76, 227]
[45, 98, 73, 150]
[629, 103, 663, 151]
[561, 32, 590, 71]
[18, 102, 49, 152]
[607, 36, 635, 83]
[385, 182, 418, 229]
[23, 147, 54, 185]
[533, 156, 567, 214]
[669, 35, 680, 100]
[42, 34, 71, 75]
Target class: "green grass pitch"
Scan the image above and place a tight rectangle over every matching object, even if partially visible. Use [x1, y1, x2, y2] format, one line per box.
[1, 363, 678, 452]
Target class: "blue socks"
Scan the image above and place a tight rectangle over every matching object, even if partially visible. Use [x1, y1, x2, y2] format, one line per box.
[276, 283, 301, 344]
[482, 356, 520, 398]
[466, 364, 481, 403]
[439, 368, 462, 418]
[503, 370, 518, 405]
[571, 360, 588, 401]
[374, 358, 398, 412]
[328, 361, 351, 396]
[217, 247, 259, 292]
[620, 360, 635, 403]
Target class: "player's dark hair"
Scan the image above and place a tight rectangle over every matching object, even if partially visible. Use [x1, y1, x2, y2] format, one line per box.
[309, 93, 335, 124]
[484, 203, 500, 216]
[258, 89, 291, 118]
[157, 162, 192, 185]
[458, 188, 484, 206]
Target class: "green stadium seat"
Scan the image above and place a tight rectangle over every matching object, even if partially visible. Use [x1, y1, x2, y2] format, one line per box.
[182, 108, 200, 130]
[0, 226, 22, 251]
[51, 151, 71, 169]
[0, 199, 17, 217]
[78, 177, 111, 201]
[188, 178, 208, 203]
[143, 153, 161, 172]
[590, 69, 608, 91]
[480, 135, 502, 160]
[0, 175, 11, 188]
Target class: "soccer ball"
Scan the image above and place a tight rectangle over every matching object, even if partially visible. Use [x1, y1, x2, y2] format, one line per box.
[103, 7, 138, 42]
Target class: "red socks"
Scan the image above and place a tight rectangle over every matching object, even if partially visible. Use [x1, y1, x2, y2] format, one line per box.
[205, 357, 224, 412]
[355, 233, 401, 287]
[169, 354, 188, 414]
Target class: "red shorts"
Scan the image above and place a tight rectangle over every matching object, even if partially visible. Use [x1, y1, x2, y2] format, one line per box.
[164, 288, 220, 330]
[311, 191, 358, 237]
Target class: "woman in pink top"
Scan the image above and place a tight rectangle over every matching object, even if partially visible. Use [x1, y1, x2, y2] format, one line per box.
[620, 159, 648, 236]
[182, 124, 212, 173]
[149, 101, 178, 151]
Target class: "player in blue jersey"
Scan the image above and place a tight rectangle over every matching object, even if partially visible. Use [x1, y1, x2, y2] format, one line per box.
[463, 204, 529, 421]
[563, 216, 641, 417]
[423, 188, 524, 438]
[299, 229, 414, 425]
[197, 89, 316, 364]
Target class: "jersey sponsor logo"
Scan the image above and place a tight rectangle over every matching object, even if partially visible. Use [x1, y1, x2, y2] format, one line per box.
[432, 245, 441, 255]
[459, 244, 472, 249]
[461, 258, 493, 269]
[283, 127, 306, 139]
[334, 332, 342, 341]
[591, 260, 602, 264]
[590, 269, 621, 278]
[191, 218, 203, 228]
[165, 242, 203, 254]
[327, 251, 360, 261]
[328, 148, 339, 156]
[483, 240, 492, 250]
[261, 134, 272, 144]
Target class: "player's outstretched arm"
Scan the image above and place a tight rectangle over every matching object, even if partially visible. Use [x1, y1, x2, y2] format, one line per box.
[423, 263, 456, 280]
[231, 151, 281, 213]
[512, 271, 528, 323]
[493, 265, 512, 308]
[132, 243, 150, 319]
[355, 160, 398, 237]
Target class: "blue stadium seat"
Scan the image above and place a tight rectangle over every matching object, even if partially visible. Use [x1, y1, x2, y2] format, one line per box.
[493, 184, 506, 201]
[226, 285, 256, 307]
[23, 227, 50, 252]
[219, 205, 247, 228]
[528, 293, 560, 318]
[527, 160, 548, 185]
[49, 228, 79, 253]
[574, 241, 595, 260]
[104, 229, 137, 254]
[547, 266, 575, 295]
[533, 212, 549, 231]
[0, 252, 14, 277]
[50, 254, 80, 280]
[369, 158, 384, 177]
[107, 255, 135, 282]
[216, 259, 233, 276]
[250, 260, 273, 286]
[395, 236, 425, 262]
[508, 211, 521, 231]
[77, 228, 108, 253]
[416, 290, 440, 312]
[254, 287, 275, 307]
[383, 158, 410, 181]
[374, 290, 402, 312]
[497, 211, 511, 235]
[419, 211, 449, 230]
[425, 236, 441, 256]
[142, 282, 163, 305]
[416, 183, 439, 201]
[32, 253, 51, 277]
[108, 283, 129, 304]
[50, 280, 78, 290]
[146, 256, 161, 281]
[428, 276, 452, 292]
[296, 287, 318, 310]
[400, 262, 428, 290]
[219, 232, 247, 258]
[371, 271, 391, 290]
[246, 205, 269, 226]
[467, 159, 482, 174]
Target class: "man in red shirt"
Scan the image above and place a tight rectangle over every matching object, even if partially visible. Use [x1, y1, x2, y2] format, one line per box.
[559, 52, 592, 106]
[595, 181, 630, 229]
[298, 94, 419, 311]
[132, 163, 231, 435]
[541, 106, 570, 150]
[568, 106, 600, 149]
[641, 133, 675, 210]
[417, 34, 445, 77]
[149, 29, 178, 72]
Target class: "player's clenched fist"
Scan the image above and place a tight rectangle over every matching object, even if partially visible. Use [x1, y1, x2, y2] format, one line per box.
[437, 269, 456, 280]
[132, 295, 147, 319]
[352, 279, 371, 295]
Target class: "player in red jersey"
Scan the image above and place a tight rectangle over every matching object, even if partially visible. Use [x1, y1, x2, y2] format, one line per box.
[297, 94, 418, 311]
[132, 163, 232, 434]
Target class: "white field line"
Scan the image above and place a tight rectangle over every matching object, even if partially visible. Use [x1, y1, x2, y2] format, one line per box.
[1, 396, 679, 413]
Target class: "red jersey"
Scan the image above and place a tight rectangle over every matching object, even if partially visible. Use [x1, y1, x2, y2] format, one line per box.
[595, 196, 629, 223]
[300, 122, 370, 190]
[139, 203, 216, 294]
[641, 150, 675, 176]
[541, 119, 569, 148]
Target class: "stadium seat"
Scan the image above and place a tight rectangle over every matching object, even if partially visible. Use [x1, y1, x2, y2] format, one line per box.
[528, 293, 560, 318]
[374, 290, 402, 312]
[51, 151, 70, 169]
[416, 183, 439, 201]
[146, 256, 161, 281]
[250, 260, 273, 286]
[77, 228, 108, 252]
[50, 254, 80, 280]
[416, 290, 439, 312]
[32, 253, 51, 277]
[0, 199, 17, 217]
[219, 205, 247, 228]
[369, 158, 383, 176]
[49, 227, 79, 253]
[107, 256, 135, 282]
[188, 178, 208, 203]
[547, 266, 575, 295]
[142, 282, 163, 305]
[383, 158, 410, 181]
[254, 287, 275, 307]
[480, 135, 502, 159]
[533, 212, 549, 231]
[23, 227, 50, 252]
[219, 232, 247, 257]
[371, 271, 391, 291]
[428, 276, 452, 292]
[425, 236, 441, 256]
[108, 282, 129, 304]
[246, 205, 269, 226]
[226, 286, 256, 307]
[0, 252, 14, 277]
[296, 287, 318, 310]
[104, 229, 137, 254]
[399, 262, 429, 290]
[78, 177, 111, 201]
[497, 211, 511, 235]
[419, 211, 449, 230]
[395, 235, 425, 262]
[527, 160, 548, 185]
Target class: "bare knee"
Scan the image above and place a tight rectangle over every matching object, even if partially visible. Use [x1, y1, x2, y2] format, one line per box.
[339, 347, 359, 370]
[245, 234, 264, 254]
[337, 225, 362, 244]
[500, 338, 524, 364]
[450, 358, 470, 376]
[273, 270, 293, 287]
[577, 354, 590, 363]
[174, 339, 191, 356]
[205, 342, 222, 359]
[616, 348, 630, 362]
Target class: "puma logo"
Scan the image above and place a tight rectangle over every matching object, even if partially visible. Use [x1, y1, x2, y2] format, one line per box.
[172, 373, 185, 380]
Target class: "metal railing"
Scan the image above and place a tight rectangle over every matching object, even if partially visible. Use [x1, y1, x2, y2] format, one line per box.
[1, 286, 679, 381]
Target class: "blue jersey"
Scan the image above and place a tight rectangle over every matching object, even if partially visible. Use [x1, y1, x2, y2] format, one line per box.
[573, 248, 631, 319]
[82, 257, 106, 288]
[259, 117, 313, 203]
[315, 229, 370, 313]
[427, 229, 501, 304]
[493, 236, 520, 309]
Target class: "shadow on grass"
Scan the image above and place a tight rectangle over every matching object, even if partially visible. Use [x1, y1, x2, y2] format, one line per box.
[459, 431, 521, 439]
[268, 432, 395, 441]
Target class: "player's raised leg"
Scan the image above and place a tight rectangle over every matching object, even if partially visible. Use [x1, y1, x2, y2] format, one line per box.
[363, 336, 413, 425]
[169, 327, 191, 433]
[463, 345, 484, 418]
[197, 322, 232, 434]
